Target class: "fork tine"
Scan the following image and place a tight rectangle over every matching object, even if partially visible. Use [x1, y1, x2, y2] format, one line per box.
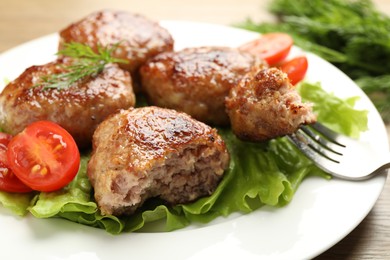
[300, 125, 344, 155]
[296, 130, 342, 163]
[287, 134, 336, 174]
[289, 122, 390, 181]
[310, 122, 347, 147]
[287, 130, 345, 175]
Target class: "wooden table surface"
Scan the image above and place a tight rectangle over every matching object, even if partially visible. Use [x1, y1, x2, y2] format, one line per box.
[0, 0, 389, 259]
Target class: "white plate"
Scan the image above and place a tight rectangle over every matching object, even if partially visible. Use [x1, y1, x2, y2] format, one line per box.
[0, 21, 387, 260]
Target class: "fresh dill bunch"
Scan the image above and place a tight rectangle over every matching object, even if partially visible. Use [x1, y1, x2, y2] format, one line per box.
[235, 19, 349, 63]
[38, 42, 128, 90]
[355, 75, 390, 122]
[237, 0, 390, 122]
[267, 0, 390, 75]
[238, 0, 390, 75]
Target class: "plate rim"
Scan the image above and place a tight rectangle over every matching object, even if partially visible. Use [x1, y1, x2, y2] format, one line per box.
[0, 20, 387, 260]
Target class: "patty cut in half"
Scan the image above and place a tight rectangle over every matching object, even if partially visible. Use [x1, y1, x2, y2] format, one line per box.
[87, 106, 230, 216]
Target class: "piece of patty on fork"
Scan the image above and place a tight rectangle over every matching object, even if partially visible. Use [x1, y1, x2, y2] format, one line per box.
[225, 67, 317, 141]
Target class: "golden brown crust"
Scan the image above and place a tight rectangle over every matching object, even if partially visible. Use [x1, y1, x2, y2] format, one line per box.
[225, 67, 317, 141]
[88, 106, 230, 215]
[0, 58, 135, 148]
[59, 10, 174, 91]
[140, 46, 267, 126]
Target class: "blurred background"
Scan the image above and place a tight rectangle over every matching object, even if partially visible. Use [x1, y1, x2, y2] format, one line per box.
[0, 0, 389, 259]
[0, 0, 389, 52]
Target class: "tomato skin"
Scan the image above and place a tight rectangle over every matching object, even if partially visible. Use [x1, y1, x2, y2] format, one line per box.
[7, 121, 80, 192]
[239, 33, 293, 66]
[0, 132, 33, 193]
[280, 56, 309, 85]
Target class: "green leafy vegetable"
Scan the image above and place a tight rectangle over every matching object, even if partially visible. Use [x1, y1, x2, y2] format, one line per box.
[37, 42, 128, 90]
[0, 191, 34, 216]
[0, 82, 368, 234]
[299, 82, 368, 138]
[28, 156, 96, 218]
[237, 0, 390, 121]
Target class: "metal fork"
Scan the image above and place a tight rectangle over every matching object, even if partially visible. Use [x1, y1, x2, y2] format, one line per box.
[287, 122, 390, 181]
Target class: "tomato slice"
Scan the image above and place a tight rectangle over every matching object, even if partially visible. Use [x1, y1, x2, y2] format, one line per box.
[280, 56, 309, 85]
[0, 132, 33, 193]
[7, 121, 80, 192]
[239, 33, 293, 66]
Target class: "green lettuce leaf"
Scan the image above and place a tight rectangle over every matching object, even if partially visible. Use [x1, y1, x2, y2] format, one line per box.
[0, 81, 368, 234]
[29, 156, 95, 218]
[28, 155, 127, 234]
[0, 191, 35, 216]
[299, 82, 368, 138]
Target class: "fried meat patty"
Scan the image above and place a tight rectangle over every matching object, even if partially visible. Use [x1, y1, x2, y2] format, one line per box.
[140, 46, 267, 125]
[0, 58, 135, 148]
[87, 106, 230, 216]
[59, 10, 174, 91]
[225, 67, 316, 141]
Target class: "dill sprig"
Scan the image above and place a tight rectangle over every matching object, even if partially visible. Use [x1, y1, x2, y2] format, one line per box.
[237, 0, 390, 121]
[38, 42, 128, 90]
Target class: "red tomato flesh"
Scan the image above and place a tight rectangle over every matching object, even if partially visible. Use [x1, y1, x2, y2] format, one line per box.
[239, 33, 293, 66]
[280, 56, 309, 85]
[0, 132, 33, 193]
[7, 121, 80, 192]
